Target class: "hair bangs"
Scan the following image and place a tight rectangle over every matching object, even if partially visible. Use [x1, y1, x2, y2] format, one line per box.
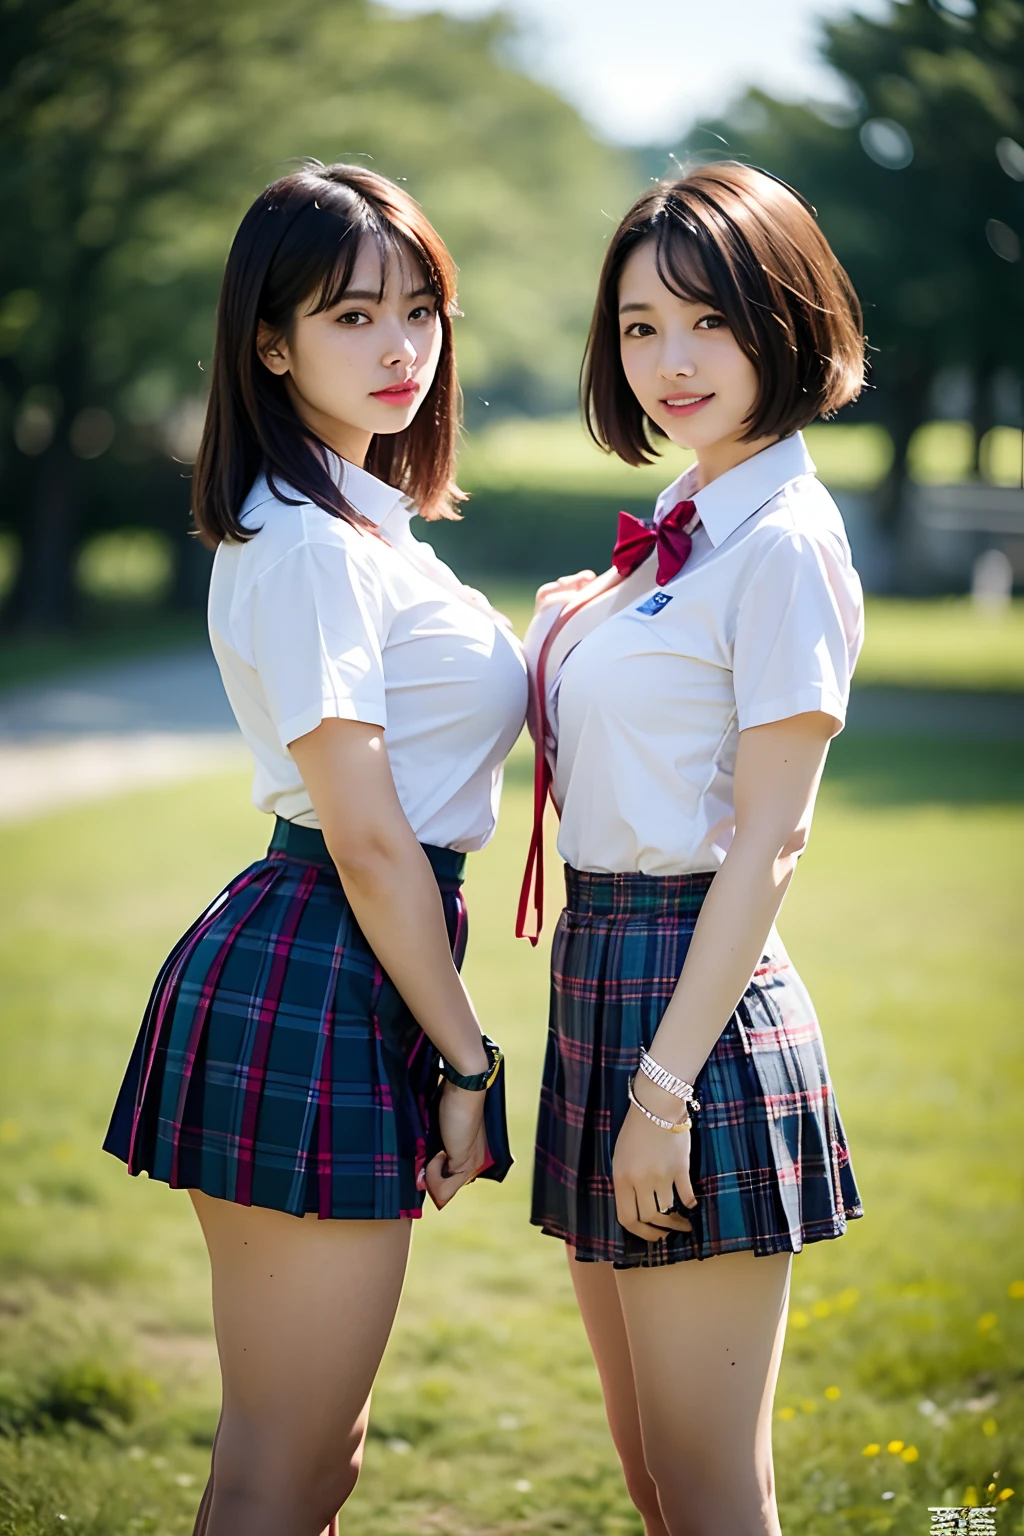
[652, 211, 722, 314]
[310, 217, 441, 317]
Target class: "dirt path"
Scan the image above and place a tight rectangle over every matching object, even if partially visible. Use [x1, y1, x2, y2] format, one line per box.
[0, 647, 247, 822]
[0, 647, 1021, 824]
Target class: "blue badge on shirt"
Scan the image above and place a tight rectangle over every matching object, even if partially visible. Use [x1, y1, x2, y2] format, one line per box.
[635, 591, 674, 617]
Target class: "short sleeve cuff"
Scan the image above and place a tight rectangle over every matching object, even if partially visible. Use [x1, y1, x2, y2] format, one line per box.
[278, 697, 388, 747]
[737, 686, 847, 733]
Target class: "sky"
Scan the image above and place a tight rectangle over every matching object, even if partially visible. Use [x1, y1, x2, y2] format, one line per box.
[387, 0, 892, 145]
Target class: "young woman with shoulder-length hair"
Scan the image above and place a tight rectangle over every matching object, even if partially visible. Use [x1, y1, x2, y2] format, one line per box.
[104, 161, 526, 1536]
[519, 162, 867, 1535]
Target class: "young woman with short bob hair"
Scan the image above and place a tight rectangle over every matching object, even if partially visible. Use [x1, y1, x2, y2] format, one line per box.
[104, 162, 527, 1536]
[521, 162, 867, 1534]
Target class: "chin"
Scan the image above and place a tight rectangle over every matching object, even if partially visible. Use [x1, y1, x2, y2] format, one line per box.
[652, 411, 731, 453]
[369, 406, 422, 436]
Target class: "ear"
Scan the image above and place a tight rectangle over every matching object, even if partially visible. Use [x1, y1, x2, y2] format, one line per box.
[257, 321, 290, 376]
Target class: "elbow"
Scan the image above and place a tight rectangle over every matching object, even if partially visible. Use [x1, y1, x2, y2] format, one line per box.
[730, 822, 809, 889]
[779, 824, 810, 860]
[771, 826, 809, 888]
[324, 822, 405, 887]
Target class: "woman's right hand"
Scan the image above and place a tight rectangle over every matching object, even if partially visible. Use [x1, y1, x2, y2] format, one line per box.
[422, 1081, 488, 1210]
[532, 569, 597, 622]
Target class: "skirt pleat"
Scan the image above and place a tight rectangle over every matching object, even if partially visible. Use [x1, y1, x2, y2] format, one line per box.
[531, 866, 864, 1268]
[105, 827, 467, 1221]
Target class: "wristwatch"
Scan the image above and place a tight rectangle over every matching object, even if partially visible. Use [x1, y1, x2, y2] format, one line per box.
[439, 1034, 503, 1091]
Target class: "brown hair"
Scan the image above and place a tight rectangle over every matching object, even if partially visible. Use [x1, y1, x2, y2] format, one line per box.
[193, 161, 463, 546]
[582, 161, 866, 464]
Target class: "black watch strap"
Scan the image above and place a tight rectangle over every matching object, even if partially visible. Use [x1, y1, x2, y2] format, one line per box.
[440, 1035, 503, 1092]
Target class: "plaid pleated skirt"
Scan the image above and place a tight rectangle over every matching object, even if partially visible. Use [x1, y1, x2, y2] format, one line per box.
[104, 817, 467, 1221]
[531, 866, 864, 1268]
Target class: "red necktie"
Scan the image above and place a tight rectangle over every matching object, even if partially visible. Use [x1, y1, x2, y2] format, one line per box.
[515, 502, 699, 942]
[612, 499, 698, 587]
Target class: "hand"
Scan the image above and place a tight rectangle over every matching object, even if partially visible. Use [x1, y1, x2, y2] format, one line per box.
[532, 570, 597, 621]
[420, 1081, 489, 1210]
[612, 1079, 698, 1242]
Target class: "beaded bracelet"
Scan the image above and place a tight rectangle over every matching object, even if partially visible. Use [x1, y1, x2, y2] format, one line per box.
[627, 1074, 693, 1134]
[638, 1047, 701, 1113]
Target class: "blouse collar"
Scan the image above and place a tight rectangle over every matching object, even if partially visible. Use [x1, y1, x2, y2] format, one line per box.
[653, 431, 816, 548]
[324, 448, 414, 532]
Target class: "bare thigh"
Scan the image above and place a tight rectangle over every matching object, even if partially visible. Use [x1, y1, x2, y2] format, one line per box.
[616, 1248, 792, 1536]
[190, 1190, 412, 1536]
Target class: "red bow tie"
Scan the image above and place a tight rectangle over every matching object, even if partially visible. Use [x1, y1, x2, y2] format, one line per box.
[612, 499, 698, 587]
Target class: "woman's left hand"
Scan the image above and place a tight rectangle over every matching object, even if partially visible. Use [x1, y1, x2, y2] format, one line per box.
[532, 569, 597, 622]
[420, 1081, 489, 1211]
[612, 1082, 698, 1241]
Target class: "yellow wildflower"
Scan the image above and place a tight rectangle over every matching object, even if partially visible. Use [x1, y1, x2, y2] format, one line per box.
[789, 1309, 809, 1328]
[799, 1399, 818, 1414]
[811, 1300, 831, 1318]
[964, 1487, 979, 1507]
[981, 1417, 997, 1436]
[824, 1386, 841, 1400]
[1007, 1280, 1024, 1299]
[862, 1444, 880, 1457]
[996, 1489, 1014, 1502]
[886, 1439, 904, 1454]
[777, 1407, 795, 1421]
[900, 1446, 919, 1462]
[977, 1312, 997, 1332]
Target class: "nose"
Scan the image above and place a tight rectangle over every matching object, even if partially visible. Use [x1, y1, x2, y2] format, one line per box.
[658, 348, 697, 381]
[381, 323, 418, 372]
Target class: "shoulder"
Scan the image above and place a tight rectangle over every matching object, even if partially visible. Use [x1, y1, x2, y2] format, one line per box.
[752, 474, 851, 557]
[234, 473, 380, 577]
[735, 475, 860, 602]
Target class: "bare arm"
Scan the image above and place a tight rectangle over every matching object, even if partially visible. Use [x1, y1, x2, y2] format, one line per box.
[289, 717, 491, 1204]
[612, 709, 840, 1240]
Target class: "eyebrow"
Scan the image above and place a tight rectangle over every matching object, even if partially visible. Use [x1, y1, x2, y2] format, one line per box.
[335, 286, 436, 303]
[618, 302, 654, 315]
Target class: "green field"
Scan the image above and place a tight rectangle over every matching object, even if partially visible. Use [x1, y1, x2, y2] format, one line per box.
[0, 711, 1022, 1533]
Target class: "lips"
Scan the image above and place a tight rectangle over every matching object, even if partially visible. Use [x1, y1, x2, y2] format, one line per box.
[371, 381, 420, 404]
[660, 393, 714, 417]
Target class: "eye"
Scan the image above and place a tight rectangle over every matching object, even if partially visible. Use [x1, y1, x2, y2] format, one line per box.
[623, 321, 656, 338]
[695, 313, 726, 331]
[336, 309, 370, 326]
[409, 303, 437, 322]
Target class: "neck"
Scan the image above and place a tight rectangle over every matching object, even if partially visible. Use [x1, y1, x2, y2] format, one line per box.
[692, 431, 780, 491]
[285, 380, 373, 468]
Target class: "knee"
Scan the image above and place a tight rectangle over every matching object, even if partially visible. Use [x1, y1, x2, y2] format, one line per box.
[212, 1424, 363, 1524]
[308, 1443, 362, 1524]
[647, 1461, 774, 1536]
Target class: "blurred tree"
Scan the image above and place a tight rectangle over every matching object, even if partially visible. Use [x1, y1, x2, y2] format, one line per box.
[0, 0, 631, 628]
[667, 0, 1024, 528]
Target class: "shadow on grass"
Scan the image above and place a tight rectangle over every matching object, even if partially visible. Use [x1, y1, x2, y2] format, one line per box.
[823, 732, 1024, 808]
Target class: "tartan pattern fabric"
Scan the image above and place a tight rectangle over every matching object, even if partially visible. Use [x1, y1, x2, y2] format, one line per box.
[104, 824, 467, 1220]
[531, 866, 864, 1268]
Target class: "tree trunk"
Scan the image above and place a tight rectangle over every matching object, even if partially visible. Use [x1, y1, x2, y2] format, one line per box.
[877, 374, 929, 534]
[971, 367, 995, 479]
[8, 441, 81, 631]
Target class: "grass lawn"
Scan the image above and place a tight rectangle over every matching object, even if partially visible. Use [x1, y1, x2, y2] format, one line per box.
[0, 722, 1022, 1534]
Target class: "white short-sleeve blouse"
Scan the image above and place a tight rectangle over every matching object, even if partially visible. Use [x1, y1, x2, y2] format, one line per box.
[524, 432, 864, 876]
[208, 454, 528, 852]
